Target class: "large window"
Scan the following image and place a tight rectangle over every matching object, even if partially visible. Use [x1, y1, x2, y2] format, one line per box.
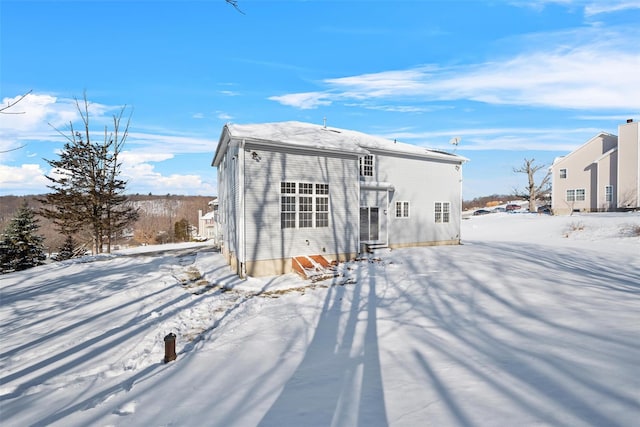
[435, 202, 450, 223]
[280, 181, 330, 229]
[395, 201, 409, 218]
[359, 155, 374, 177]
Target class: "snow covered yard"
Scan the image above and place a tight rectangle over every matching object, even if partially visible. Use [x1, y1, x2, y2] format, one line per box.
[1, 213, 639, 426]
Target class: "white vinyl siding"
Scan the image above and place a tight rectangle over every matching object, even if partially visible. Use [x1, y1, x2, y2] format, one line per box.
[242, 148, 358, 263]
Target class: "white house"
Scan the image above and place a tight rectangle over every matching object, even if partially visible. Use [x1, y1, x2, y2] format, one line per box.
[212, 121, 467, 277]
[197, 198, 220, 241]
[551, 119, 639, 215]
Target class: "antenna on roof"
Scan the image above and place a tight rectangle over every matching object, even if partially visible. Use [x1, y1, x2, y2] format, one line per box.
[323, 117, 327, 128]
[449, 136, 461, 153]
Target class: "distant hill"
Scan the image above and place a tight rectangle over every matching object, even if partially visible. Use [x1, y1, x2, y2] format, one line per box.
[0, 194, 215, 253]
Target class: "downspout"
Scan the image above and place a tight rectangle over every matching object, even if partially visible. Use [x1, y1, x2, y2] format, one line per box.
[459, 162, 464, 243]
[238, 139, 246, 278]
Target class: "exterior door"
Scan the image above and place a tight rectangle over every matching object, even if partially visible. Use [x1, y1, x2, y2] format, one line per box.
[360, 207, 380, 242]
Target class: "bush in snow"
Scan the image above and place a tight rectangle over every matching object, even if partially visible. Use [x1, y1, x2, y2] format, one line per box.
[0, 201, 47, 273]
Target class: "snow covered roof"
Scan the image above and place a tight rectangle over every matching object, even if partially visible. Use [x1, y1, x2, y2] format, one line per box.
[200, 211, 215, 220]
[214, 121, 466, 165]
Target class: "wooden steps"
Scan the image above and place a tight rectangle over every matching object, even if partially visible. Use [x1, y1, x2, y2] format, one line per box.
[292, 255, 338, 282]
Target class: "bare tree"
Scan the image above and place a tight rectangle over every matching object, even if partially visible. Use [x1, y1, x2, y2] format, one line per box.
[225, 0, 244, 14]
[513, 158, 551, 212]
[0, 90, 32, 114]
[0, 90, 33, 153]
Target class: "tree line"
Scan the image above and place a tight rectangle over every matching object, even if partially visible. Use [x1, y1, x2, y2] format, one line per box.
[1, 95, 212, 274]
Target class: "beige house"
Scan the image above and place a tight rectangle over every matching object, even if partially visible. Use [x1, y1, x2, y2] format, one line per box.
[551, 119, 639, 215]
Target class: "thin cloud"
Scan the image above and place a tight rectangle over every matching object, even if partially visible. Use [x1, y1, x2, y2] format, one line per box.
[268, 92, 332, 110]
[269, 29, 639, 111]
[585, 1, 640, 16]
[381, 126, 606, 151]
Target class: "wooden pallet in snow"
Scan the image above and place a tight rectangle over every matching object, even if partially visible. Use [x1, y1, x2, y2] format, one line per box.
[292, 255, 338, 282]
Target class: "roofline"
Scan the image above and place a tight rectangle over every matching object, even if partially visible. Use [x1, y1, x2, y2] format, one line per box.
[213, 122, 469, 166]
[593, 147, 618, 164]
[553, 131, 617, 167]
[368, 146, 468, 163]
[238, 136, 368, 157]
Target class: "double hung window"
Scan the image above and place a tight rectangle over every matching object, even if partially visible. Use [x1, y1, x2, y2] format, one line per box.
[395, 201, 410, 218]
[435, 202, 451, 223]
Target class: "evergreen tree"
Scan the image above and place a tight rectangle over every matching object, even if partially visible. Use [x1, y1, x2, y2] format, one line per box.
[55, 234, 77, 261]
[0, 201, 46, 273]
[174, 218, 190, 242]
[40, 94, 139, 254]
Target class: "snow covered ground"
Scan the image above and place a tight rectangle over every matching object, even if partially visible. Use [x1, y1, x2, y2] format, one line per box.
[1, 212, 639, 426]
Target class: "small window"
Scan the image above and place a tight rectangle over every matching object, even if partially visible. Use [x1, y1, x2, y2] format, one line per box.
[576, 189, 585, 201]
[435, 202, 450, 223]
[316, 183, 329, 195]
[359, 155, 374, 177]
[299, 183, 313, 194]
[605, 185, 613, 202]
[566, 189, 575, 202]
[395, 201, 409, 218]
[281, 182, 296, 194]
[559, 169, 567, 179]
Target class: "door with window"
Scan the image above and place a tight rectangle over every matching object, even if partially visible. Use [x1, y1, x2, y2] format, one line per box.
[360, 207, 380, 242]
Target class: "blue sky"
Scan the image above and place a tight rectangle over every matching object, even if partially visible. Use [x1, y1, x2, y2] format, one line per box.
[1, 0, 639, 199]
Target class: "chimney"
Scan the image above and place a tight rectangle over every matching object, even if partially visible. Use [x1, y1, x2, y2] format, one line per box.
[627, 119, 633, 123]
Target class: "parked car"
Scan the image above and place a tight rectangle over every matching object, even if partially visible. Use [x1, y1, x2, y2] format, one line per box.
[473, 209, 492, 216]
[537, 205, 552, 215]
[506, 204, 521, 211]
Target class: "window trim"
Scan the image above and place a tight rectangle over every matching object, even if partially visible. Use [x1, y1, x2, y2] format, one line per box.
[435, 201, 451, 223]
[395, 201, 410, 218]
[359, 155, 374, 177]
[605, 185, 613, 202]
[280, 181, 330, 229]
[566, 189, 575, 202]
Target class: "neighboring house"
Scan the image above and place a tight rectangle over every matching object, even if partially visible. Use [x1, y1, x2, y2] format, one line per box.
[551, 119, 639, 215]
[198, 198, 220, 241]
[211, 121, 467, 278]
